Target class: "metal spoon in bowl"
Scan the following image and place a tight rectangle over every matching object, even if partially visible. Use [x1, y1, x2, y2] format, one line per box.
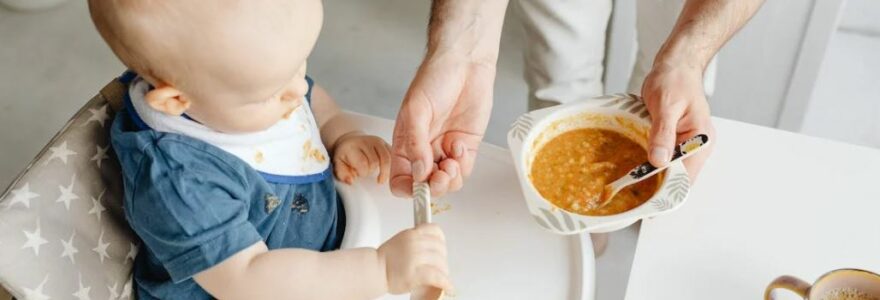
[595, 134, 710, 209]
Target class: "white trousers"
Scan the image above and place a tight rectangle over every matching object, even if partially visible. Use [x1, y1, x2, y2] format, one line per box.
[515, 0, 717, 110]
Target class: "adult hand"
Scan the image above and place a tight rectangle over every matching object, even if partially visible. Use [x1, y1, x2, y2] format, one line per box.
[641, 61, 716, 181]
[390, 54, 495, 197]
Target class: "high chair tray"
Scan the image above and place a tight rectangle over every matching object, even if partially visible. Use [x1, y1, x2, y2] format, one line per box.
[342, 112, 595, 300]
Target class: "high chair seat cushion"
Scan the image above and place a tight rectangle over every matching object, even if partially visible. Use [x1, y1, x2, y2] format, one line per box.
[0, 78, 137, 299]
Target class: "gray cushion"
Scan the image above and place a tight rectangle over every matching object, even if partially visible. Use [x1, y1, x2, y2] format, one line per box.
[0, 79, 137, 300]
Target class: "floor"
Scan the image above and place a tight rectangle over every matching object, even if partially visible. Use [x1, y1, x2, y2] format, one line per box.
[1, 1, 877, 299]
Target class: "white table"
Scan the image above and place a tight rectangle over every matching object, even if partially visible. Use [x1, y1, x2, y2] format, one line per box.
[626, 118, 880, 299]
[344, 113, 595, 300]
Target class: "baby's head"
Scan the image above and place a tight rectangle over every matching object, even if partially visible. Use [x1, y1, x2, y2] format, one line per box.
[89, 0, 323, 133]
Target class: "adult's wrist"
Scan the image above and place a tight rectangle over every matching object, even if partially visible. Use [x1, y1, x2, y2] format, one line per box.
[425, 0, 508, 67]
[653, 34, 713, 73]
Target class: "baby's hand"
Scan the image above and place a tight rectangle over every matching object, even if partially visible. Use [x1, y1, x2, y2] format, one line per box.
[378, 224, 452, 294]
[332, 133, 391, 184]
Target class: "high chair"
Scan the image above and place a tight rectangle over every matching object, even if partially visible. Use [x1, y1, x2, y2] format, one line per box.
[0, 75, 380, 299]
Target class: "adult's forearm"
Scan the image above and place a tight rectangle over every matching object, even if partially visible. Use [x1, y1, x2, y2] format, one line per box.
[426, 0, 509, 64]
[656, 0, 765, 70]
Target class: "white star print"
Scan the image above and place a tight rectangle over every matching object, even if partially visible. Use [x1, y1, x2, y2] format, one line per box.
[22, 219, 48, 256]
[83, 104, 110, 127]
[72, 273, 92, 300]
[22, 275, 50, 300]
[90, 144, 110, 169]
[92, 230, 111, 263]
[4, 183, 39, 210]
[60, 230, 79, 264]
[108, 281, 120, 300]
[125, 242, 138, 262]
[44, 141, 77, 165]
[56, 174, 79, 210]
[88, 189, 107, 222]
[120, 277, 133, 299]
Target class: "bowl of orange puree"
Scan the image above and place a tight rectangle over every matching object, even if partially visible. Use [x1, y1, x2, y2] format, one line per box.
[508, 94, 691, 234]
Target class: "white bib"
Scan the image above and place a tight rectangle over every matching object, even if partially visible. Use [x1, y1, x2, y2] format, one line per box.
[127, 77, 331, 183]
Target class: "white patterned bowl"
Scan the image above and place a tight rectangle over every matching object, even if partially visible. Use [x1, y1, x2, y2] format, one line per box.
[507, 94, 691, 234]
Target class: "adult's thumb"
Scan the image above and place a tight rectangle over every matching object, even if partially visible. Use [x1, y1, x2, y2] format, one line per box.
[648, 113, 677, 168]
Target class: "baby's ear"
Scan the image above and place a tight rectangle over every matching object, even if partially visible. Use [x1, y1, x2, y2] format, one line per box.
[144, 86, 191, 116]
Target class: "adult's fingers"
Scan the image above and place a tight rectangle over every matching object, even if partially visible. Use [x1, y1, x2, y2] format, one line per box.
[438, 159, 463, 194]
[392, 91, 436, 183]
[678, 122, 716, 182]
[442, 133, 481, 178]
[390, 170, 413, 198]
[428, 169, 453, 197]
[646, 97, 682, 168]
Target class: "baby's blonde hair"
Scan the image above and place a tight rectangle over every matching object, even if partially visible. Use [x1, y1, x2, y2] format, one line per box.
[88, 0, 318, 102]
[88, 0, 179, 85]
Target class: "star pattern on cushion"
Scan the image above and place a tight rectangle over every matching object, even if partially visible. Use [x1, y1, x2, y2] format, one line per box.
[22, 219, 48, 256]
[0, 94, 138, 300]
[22, 275, 50, 300]
[121, 277, 133, 299]
[88, 189, 107, 222]
[4, 182, 39, 210]
[60, 231, 79, 264]
[72, 273, 92, 300]
[55, 174, 79, 211]
[125, 242, 137, 262]
[107, 281, 120, 300]
[92, 230, 111, 264]
[44, 141, 77, 165]
[90, 144, 110, 169]
[82, 104, 110, 128]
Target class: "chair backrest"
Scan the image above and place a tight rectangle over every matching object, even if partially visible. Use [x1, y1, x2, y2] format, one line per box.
[0, 77, 138, 299]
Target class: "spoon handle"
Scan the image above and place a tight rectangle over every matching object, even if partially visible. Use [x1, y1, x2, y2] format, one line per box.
[597, 134, 710, 209]
[411, 182, 445, 300]
[625, 134, 710, 183]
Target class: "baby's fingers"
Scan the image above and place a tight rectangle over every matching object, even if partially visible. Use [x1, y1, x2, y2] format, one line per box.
[374, 143, 391, 184]
[332, 158, 357, 184]
[414, 265, 454, 293]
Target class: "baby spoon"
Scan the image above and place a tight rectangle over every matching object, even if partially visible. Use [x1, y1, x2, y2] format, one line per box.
[595, 134, 710, 209]
[411, 182, 445, 300]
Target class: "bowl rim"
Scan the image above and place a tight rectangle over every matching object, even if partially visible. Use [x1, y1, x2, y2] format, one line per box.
[507, 93, 691, 234]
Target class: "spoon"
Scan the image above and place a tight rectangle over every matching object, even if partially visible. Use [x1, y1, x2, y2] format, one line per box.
[595, 134, 710, 209]
[411, 182, 445, 300]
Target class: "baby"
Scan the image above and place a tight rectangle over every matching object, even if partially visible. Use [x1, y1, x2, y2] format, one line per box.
[88, 1, 450, 299]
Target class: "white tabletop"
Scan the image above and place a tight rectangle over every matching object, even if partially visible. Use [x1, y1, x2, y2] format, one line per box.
[625, 118, 880, 299]
[342, 112, 595, 300]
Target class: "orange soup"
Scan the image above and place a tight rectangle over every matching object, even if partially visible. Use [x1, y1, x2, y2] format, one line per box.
[529, 128, 660, 216]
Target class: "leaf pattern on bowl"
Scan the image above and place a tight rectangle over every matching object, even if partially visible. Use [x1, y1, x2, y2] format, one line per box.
[510, 114, 534, 142]
[651, 173, 690, 211]
[666, 173, 690, 205]
[533, 207, 586, 233]
[599, 94, 652, 121]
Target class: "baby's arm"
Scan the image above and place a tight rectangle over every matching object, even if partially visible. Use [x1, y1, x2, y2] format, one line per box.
[310, 83, 392, 183]
[310, 84, 359, 151]
[194, 224, 451, 300]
